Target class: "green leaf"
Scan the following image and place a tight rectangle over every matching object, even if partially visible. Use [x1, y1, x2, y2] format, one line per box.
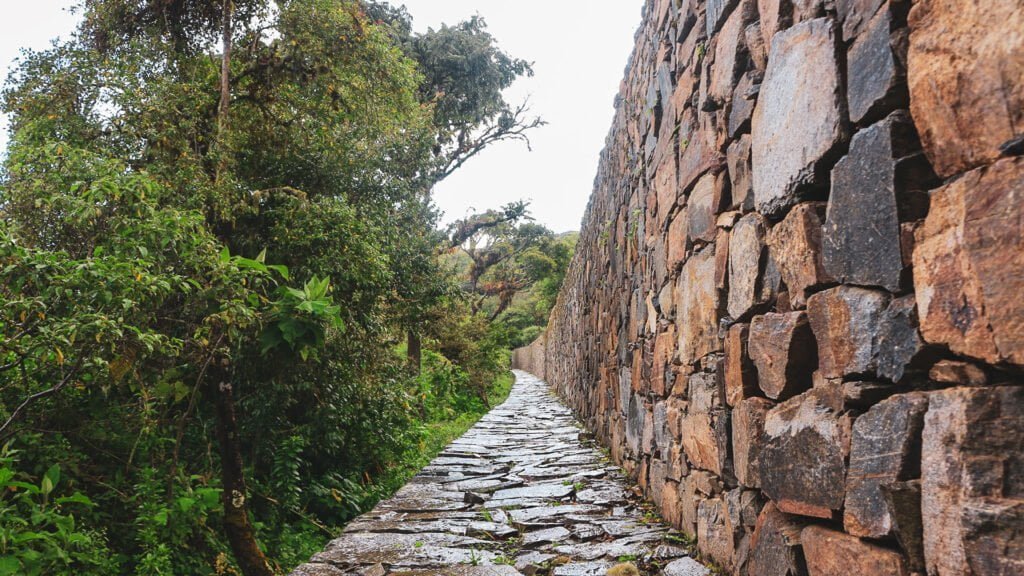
[55, 493, 94, 507]
[0, 556, 20, 576]
[44, 464, 60, 490]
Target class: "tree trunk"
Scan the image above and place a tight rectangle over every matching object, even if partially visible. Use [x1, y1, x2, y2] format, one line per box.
[407, 329, 422, 375]
[208, 370, 274, 576]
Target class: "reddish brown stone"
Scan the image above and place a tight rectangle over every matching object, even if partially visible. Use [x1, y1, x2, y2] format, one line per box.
[845, 393, 929, 538]
[652, 145, 678, 214]
[715, 228, 732, 293]
[667, 207, 690, 272]
[907, 0, 1024, 177]
[733, 397, 773, 489]
[725, 323, 759, 407]
[928, 360, 987, 386]
[652, 327, 677, 396]
[728, 213, 771, 320]
[726, 135, 754, 212]
[760, 388, 853, 519]
[756, 0, 793, 49]
[922, 386, 1024, 576]
[801, 525, 909, 576]
[676, 246, 721, 366]
[912, 157, 1024, 366]
[688, 172, 728, 244]
[698, 497, 736, 570]
[678, 108, 725, 195]
[747, 502, 810, 576]
[682, 412, 730, 474]
[748, 312, 816, 400]
[807, 286, 890, 379]
[708, 4, 748, 109]
[767, 202, 832, 308]
[752, 18, 847, 218]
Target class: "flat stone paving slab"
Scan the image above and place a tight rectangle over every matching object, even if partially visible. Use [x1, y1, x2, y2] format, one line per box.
[290, 371, 708, 576]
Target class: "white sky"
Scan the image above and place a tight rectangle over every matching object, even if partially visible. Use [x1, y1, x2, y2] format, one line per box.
[0, 1, 642, 233]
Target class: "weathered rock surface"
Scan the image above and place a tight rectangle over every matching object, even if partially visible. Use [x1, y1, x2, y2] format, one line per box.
[807, 286, 890, 379]
[845, 393, 928, 538]
[723, 323, 758, 407]
[907, 0, 1024, 177]
[732, 397, 773, 489]
[748, 312, 816, 400]
[675, 246, 720, 366]
[846, 8, 906, 125]
[767, 202, 831, 309]
[823, 113, 915, 291]
[759, 389, 852, 518]
[752, 18, 846, 218]
[801, 525, 909, 575]
[913, 157, 1024, 366]
[727, 213, 770, 320]
[747, 503, 809, 576]
[921, 386, 1024, 576]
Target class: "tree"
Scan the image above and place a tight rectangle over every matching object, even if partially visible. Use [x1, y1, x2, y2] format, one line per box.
[365, 2, 546, 370]
[2, 1, 433, 573]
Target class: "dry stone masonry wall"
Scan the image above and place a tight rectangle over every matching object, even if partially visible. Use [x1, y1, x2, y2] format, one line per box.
[514, 0, 1023, 574]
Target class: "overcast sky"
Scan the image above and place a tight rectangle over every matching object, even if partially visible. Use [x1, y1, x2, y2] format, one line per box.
[0, 1, 642, 233]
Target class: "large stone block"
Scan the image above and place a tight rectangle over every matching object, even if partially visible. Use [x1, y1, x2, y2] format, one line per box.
[728, 73, 758, 139]
[676, 246, 722, 366]
[846, 8, 906, 125]
[688, 172, 727, 244]
[907, 0, 1024, 177]
[836, 0, 886, 41]
[767, 202, 832, 308]
[681, 410, 732, 477]
[678, 108, 726, 195]
[752, 18, 846, 218]
[726, 135, 754, 212]
[667, 207, 690, 272]
[760, 388, 853, 518]
[875, 295, 929, 383]
[801, 525, 909, 576]
[913, 157, 1024, 366]
[707, 0, 741, 37]
[709, 3, 749, 109]
[922, 386, 1024, 576]
[807, 286, 890, 379]
[728, 213, 772, 320]
[845, 393, 929, 538]
[724, 323, 758, 407]
[756, 0, 793, 49]
[733, 397, 773, 488]
[747, 502, 810, 576]
[824, 113, 917, 292]
[655, 146, 681, 227]
[698, 497, 735, 570]
[748, 312, 816, 400]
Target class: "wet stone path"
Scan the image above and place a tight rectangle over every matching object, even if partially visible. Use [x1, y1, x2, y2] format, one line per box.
[291, 371, 711, 576]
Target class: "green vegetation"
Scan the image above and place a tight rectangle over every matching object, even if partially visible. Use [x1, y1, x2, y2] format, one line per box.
[0, 1, 569, 574]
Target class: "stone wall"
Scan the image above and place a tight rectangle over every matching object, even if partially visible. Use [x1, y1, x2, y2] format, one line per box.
[513, 0, 1023, 574]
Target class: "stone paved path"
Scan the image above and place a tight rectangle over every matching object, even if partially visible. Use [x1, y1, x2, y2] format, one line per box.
[291, 371, 711, 576]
